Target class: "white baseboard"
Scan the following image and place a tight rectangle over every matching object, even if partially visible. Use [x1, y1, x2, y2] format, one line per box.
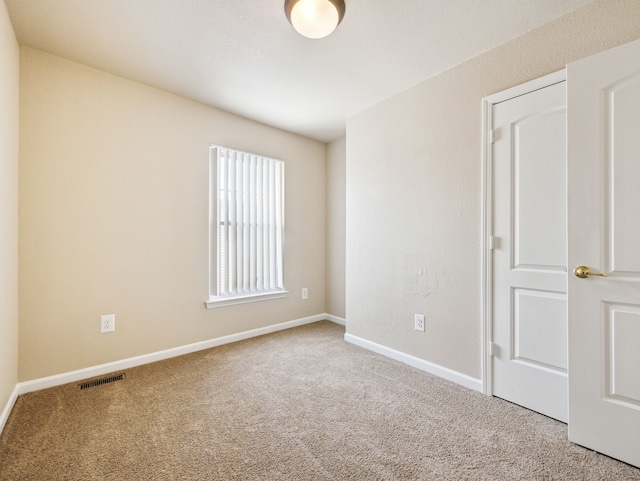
[0, 384, 20, 435]
[17, 314, 327, 395]
[344, 333, 482, 392]
[325, 314, 346, 326]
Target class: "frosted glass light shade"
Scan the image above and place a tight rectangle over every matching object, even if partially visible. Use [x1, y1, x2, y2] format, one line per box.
[285, 0, 346, 39]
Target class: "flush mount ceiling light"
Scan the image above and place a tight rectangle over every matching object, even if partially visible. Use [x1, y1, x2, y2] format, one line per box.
[285, 0, 346, 39]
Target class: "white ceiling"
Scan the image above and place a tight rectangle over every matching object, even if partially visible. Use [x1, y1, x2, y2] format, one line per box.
[5, 0, 593, 142]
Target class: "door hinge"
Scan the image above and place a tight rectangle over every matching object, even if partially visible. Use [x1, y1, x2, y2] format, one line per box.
[490, 129, 496, 144]
[488, 236, 495, 250]
[489, 342, 496, 356]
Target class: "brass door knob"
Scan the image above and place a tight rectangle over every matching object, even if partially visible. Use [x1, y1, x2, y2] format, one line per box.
[573, 265, 609, 278]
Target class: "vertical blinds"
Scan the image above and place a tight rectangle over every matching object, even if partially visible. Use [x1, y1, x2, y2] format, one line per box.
[214, 146, 284, 297]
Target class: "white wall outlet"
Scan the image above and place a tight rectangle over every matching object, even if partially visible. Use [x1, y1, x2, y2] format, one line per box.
[414, 314, 425, 332]
[101, 314, 115, 333]
[302, 288, 308, 299]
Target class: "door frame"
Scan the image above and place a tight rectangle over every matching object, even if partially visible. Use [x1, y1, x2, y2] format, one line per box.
[480, 69, 566, 395]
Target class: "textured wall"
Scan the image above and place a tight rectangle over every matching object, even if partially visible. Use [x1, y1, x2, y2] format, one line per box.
[18, 48, 326, 381]
[326, 136, 346, 319]
[346, 0, 640, 379]
[0, 0, 19, 411]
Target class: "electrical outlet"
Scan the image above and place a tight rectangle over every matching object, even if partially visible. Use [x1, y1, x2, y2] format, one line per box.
[302, 288, 308, 299]
[414, 314, 425, 332]
[101, 314, 115, 333]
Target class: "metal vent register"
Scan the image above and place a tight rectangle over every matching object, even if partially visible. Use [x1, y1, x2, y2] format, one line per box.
[77, 373, 126, 390]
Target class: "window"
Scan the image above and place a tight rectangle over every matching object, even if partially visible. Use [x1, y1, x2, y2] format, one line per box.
[207, 145, 286, 308]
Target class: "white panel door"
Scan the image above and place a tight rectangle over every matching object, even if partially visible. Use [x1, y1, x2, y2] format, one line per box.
[492, 80, 568, 422]
[567, 38, 640, 468]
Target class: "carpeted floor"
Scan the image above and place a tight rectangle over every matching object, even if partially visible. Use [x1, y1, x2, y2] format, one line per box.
[1, 320, 639, 480]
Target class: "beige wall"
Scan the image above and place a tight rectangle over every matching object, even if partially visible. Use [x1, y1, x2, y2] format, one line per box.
[0, 0, 19, 412]
[345, 0, 640, 379]
[326, 136, 346, 319]
[19, 48, 326, 381]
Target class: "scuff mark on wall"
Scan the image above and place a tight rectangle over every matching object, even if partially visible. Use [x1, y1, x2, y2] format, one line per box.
[403, 263, 439, 298]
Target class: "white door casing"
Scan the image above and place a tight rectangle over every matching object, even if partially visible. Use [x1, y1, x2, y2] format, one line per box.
[567, 38, 640, 468]
[489, 77, 568, 422]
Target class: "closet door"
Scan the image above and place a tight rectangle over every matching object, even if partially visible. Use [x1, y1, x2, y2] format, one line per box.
[567, 37, 640, 468]
[491, 79, 567, 422]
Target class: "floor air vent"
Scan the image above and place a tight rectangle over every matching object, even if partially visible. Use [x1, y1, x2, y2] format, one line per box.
[77, 373, 125, 390]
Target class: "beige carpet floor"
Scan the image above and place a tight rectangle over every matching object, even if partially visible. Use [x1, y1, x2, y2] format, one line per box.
[1, 320, 639, 480]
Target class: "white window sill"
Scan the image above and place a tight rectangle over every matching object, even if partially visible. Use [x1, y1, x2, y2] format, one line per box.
[205, 290, 288, 309]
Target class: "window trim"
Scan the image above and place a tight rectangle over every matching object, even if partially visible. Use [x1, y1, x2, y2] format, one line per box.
[206, 144, 286, 308]
[205, 290, 289, 309]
